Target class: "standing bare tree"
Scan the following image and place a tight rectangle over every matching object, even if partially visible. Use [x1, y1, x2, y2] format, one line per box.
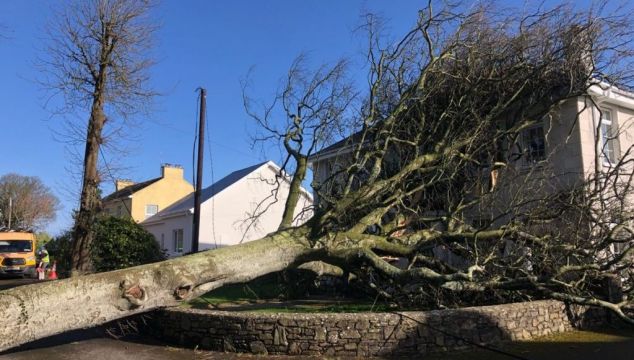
[243, 55, 356, 229]
[41, 0, 157, 274]
[3, 1, 634, 352]
[0, 174, 59, 230]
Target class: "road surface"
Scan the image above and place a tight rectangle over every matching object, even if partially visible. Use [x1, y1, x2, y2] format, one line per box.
[0, 277, 37, 290]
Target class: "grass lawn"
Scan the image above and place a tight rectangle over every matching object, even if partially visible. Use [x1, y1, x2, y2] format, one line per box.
[426, 328, 634, 360]
[185, 273, 392, 313]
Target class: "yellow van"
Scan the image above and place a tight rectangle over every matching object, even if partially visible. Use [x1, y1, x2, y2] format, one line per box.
[0, 231, 37, 278]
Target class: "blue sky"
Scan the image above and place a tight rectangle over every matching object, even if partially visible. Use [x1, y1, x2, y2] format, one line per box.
[0, 1, 424, 235]
[2, 0, 625, 235]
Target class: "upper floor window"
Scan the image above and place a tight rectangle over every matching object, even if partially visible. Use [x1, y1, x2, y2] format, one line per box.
[522, 126, 546, 163]
[145, 204, 159, 219]
[512, 125, 546, 167]
[600, 109, 618, 165]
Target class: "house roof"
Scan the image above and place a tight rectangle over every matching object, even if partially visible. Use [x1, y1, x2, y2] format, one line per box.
[142, 160, 313, 224]
[307, 130, 368, 164]
[102, 177, 161, 202]
[589, 82, 634, 109]
[159, 161, 268, 214]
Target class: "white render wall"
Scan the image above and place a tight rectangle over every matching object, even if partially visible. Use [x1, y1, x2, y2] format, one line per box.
[577, 95, 634, 175]
[142, 213, 194, 257]
[142, 163, 312, 258]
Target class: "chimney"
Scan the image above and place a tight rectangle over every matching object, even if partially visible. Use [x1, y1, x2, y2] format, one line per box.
[563, 24, 595, 77]
[161, 163, 184, 179]
[115, 179, 135, 191]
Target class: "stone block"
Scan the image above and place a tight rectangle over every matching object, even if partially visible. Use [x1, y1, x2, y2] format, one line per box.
[435, 336, 445, 346]
[314, 327, 327, 341]
[327, 331, 339, 344]
[255, 323, 274, 330]
[288, 342, 301, 355]
[278, 318, 295, 327]
[356, 320, 370, 330]
[223, 338, 236, 352]
[249, 341, 268, 355]
[273, 326, 288, 346]
[180, 317, 191, 330]
[340, 329, 361, 339]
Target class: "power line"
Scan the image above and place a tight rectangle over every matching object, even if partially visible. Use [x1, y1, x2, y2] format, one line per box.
[192, 90, 201, 190]
[205, 99, 217, 248]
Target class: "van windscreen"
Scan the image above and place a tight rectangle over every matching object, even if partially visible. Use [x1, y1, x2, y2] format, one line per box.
[0, 240, 32, 253]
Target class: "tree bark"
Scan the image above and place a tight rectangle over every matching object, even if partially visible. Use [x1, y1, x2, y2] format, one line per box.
[70, 21, 111, 274]
[279, 156, 307, 229]
[71, 102, 106, 274]
[0, 229, 314, 351]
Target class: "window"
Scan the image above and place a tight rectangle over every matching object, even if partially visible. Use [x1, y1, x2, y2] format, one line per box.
[520, 126, 546, 164]
[145, 204, 159, 219]
[600, 109, 618, 165]
[160, 233, 165, 250]
[511, 125, 546, 167]
[117, 205, 122, 217]
[173, 229, 184, 253]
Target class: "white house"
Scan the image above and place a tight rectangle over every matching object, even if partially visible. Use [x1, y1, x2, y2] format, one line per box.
[141, 161, 313, 257]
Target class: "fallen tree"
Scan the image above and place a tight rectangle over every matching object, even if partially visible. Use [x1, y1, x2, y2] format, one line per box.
[0, 230, 312, 350]
[4, 0, 634, 352]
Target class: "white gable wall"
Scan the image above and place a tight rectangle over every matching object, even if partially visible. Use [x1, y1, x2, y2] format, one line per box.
[198, 163, 312, 249]
[142, 213, 194, 257]
[142, 163, 312, 258]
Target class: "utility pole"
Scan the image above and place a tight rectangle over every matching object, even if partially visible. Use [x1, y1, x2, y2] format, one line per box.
[192, 88, 206, 253]
[7, 197, 12, 229]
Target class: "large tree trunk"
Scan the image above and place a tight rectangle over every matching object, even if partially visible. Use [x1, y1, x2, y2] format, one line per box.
[1, 230, 313, 351]
[70, 18, 113, 275]
[279, 156, 308, 229]
[71, 104, 106, 274]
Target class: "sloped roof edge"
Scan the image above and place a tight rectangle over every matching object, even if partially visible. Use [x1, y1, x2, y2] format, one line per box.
[102, 177, 161, 202]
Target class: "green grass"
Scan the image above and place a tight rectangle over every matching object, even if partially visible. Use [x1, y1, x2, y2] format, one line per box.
[184, 272, 393, 313]
[190, 278, 282, 304]
[241, 303, 393, 313]
[185, 273, 286, 308]
[187, 296, 392, 313]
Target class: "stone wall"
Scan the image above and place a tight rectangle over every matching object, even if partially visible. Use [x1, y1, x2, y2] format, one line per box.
[147, 300, 606, 357]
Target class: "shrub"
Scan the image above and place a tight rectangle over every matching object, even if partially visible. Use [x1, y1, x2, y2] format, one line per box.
[49, 216, 165, 274]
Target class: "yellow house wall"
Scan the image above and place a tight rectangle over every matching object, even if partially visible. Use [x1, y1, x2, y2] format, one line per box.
[101, 166, 194, 223]
[130, 176, 193, 223]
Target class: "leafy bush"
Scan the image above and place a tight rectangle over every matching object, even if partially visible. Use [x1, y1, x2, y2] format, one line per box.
[46, 231, 72, 275]
[92, 216, 165, 272]
[49, 216, 165, 274]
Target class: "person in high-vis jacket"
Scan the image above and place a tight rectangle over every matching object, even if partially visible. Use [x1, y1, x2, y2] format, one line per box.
[36, 248, 50, 280]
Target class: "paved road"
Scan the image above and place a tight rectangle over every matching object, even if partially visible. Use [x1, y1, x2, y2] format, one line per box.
[1, 330, 324, 360]
[0, 277, 38, 290]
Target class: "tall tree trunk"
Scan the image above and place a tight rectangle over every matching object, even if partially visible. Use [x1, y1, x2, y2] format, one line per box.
[0, 230, 314, 351]
[279, 156, 307, 229]
[71, 100, 106, 275]
[70, 23, 112, 275]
